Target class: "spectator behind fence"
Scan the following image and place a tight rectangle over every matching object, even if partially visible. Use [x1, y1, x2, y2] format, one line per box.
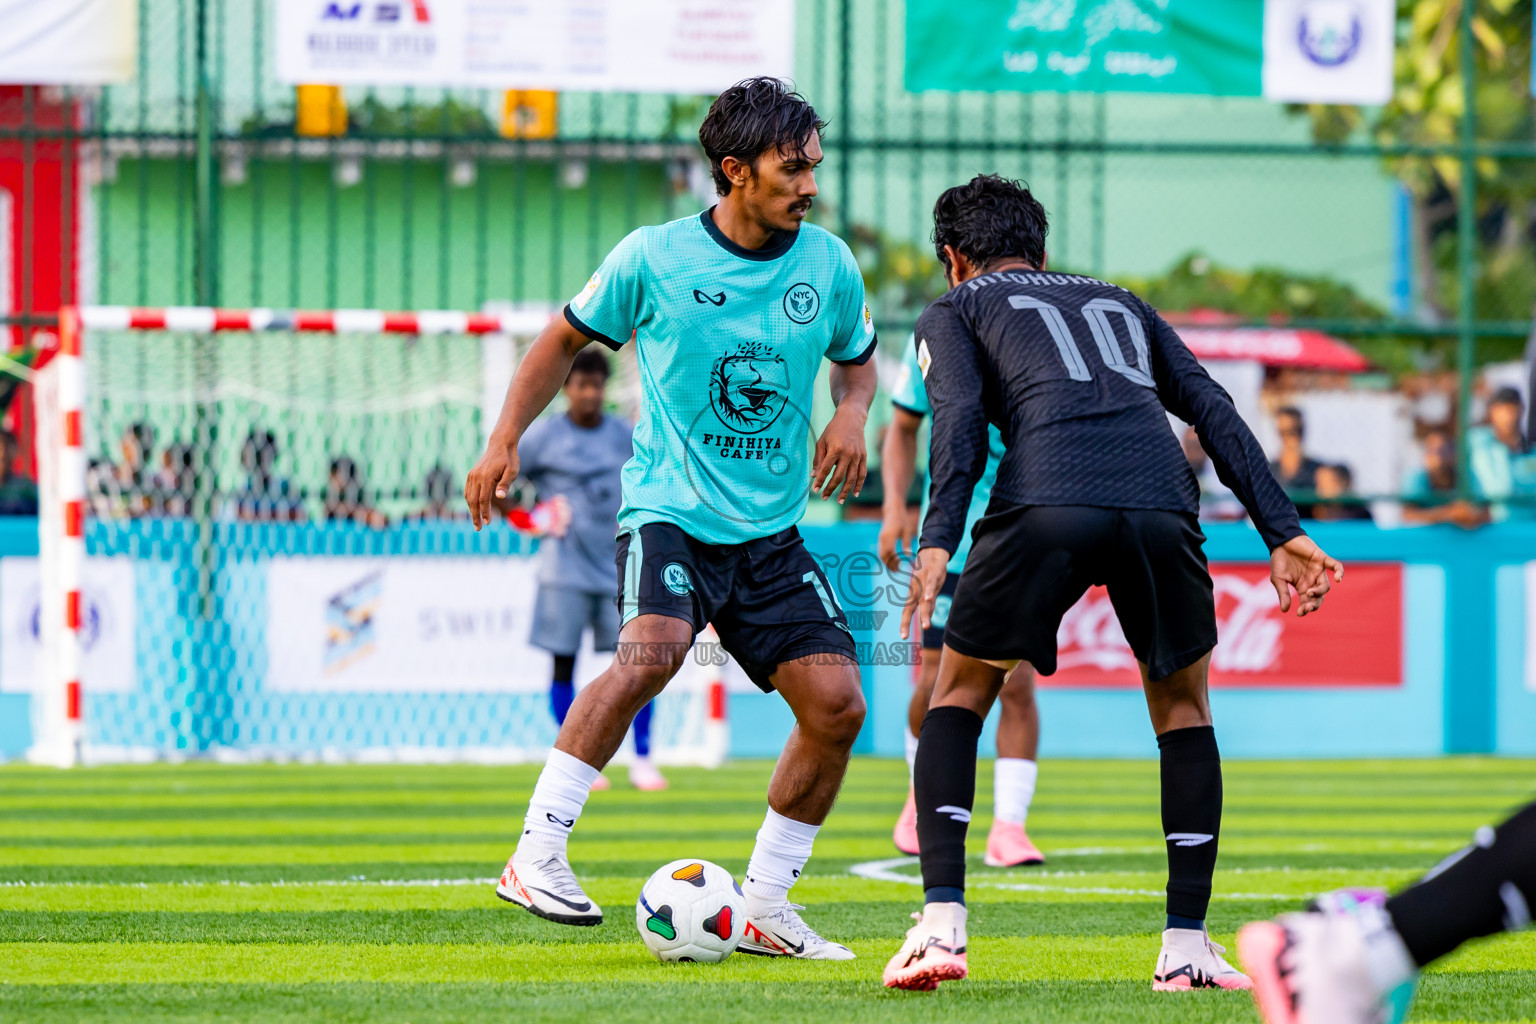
[1269, 405, 1324, 517]
[232, 429, 305, 522]
[0, 429, 38, 515]
[149, 443, 196, 517]
[1180, 426, 1244, 522]
[86, 458, 117, 518]
[1311, 463, 1372, 522]
[113, 421, 155, 517]
[325, 455, 387, 528]
[86, 423, 155, 519]
[410, 464, 465, 521]
[1402, 427, 1488, 528]
[1469, 387, 1536, 521]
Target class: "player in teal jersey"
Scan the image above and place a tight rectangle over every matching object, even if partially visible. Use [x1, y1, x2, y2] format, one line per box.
[879, 338, 1045, 869]
[466, 78, 878, 960]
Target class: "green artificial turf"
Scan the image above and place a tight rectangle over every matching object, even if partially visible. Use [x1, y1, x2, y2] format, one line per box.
[1, 758, 1532, 1022]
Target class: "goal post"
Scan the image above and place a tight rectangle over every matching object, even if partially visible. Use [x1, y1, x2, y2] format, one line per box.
[28, 305, 729, 768]
[27, 307, 84, 768]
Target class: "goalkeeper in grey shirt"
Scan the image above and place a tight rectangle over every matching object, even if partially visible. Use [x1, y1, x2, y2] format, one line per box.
[518, 348, 665, 791]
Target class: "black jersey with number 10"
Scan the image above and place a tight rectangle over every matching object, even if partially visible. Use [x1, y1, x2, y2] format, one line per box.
[914, 269, 1302, 556]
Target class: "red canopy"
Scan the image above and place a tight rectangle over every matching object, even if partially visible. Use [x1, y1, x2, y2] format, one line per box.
[1177, 327, 1371, 372]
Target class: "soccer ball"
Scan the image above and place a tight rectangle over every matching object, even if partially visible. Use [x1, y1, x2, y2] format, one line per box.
[635, 859, 745, 963]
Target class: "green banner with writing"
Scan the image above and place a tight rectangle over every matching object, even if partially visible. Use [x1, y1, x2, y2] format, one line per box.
[905, 0, 1264, 95]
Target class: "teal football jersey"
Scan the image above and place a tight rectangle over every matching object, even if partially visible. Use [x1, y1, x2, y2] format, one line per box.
[889, 335, 1004, 573]
[564, 209, 877, 545]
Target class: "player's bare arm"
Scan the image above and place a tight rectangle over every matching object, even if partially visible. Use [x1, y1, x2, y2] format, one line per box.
[812, 358, 876, 504]
[899, 544, 951, 639]
[878, 407, 923, 569]
[465, 316, 593, 529]
[1144, 310, 1344, 616]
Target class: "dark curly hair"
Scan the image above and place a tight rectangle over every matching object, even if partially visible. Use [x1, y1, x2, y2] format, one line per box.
[698, 77, 826, 196]
[931, 174, 1049, 275]
[568, 347, 610, 381]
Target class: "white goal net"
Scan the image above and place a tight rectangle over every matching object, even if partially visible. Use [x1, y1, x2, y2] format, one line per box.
[28, 306, 726, 766]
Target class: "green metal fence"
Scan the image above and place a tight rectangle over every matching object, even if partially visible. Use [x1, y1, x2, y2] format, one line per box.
[1, 0, 1533, 503]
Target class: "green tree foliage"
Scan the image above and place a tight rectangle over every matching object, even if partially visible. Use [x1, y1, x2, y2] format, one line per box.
[1292, 0, 1535, 321]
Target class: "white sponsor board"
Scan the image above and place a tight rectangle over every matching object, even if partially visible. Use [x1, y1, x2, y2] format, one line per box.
[274, 0, 795, 93]
[265, 556, 748, 695]
[1262, 0, 1395, 105]
[0, 557, 136, 694]
[268, 556, 547, 692]
[0, 0, 138, 85]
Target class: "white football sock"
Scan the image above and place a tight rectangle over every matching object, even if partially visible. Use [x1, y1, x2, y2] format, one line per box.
[993, 758, 1038, 826]
[904, 727, 920, 784]
[922, 900, 968, 949]
[743, 807, 820, 907]
[521, 748, 602, 849]
[1356, 901, 1418, 995]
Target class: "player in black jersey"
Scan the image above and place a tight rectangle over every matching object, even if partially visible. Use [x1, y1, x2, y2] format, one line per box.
[881, 175, 1343, 993]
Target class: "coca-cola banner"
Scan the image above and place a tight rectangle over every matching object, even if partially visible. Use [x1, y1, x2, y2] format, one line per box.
[1050, 563, 1403, 688]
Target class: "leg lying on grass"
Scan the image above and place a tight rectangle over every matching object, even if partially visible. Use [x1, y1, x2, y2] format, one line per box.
[1240, 800, 1536, 1024]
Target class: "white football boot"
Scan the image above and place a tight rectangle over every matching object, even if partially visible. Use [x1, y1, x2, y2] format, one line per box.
[1238, 893, 1418, 1024]
[739, 900, 855, 960]
[495, 842, 603, 926]
[627, 756, 668, 791]
[883, 902, 968, 991]
[1153, 927, 1254, 990]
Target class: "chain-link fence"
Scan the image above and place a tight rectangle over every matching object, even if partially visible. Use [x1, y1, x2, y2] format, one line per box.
[1, 0, 1532, 508]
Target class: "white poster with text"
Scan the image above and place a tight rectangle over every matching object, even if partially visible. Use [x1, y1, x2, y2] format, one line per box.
[275, 0, 795, 93]
[267, 556, 547, 692]
[265, 555, 752, 695]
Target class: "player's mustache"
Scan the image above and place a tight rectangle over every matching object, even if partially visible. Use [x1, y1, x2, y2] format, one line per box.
[789, 199, 813, 213]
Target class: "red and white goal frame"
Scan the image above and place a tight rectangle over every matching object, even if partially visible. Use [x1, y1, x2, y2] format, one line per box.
[29, 305, 730, 767]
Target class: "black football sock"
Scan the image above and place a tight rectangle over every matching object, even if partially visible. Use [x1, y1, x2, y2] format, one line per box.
[1387, 801, 1536, 968]
[915, 706, 984, 906]
[549, 654, 577, 725]
[1158, 725, 1222, 927]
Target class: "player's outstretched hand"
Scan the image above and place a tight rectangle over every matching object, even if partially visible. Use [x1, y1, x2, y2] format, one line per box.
[464, 440, 519, 531]
[812, 406, 868, 505]
[1269, 534, 1344, 617]
[877, 510, 914, 571]
[900, 547, 950, 640]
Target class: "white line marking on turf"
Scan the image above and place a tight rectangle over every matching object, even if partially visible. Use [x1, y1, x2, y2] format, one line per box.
[0, 877, 499, 889]
[849, 856, 1307, 901]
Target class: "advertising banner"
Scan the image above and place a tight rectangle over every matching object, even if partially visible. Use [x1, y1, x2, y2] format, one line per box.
[275, 0, 795, 93]
[264, 555, 749, 695]
[0, 556, 136, 694]
[266, 556, 547, 692]
[1048, 562, 1403, 687]
[906, 0, 1393, 103]
[0, 0, 137, 85]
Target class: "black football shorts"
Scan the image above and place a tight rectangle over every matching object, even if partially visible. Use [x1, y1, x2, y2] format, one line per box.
[614, 522, 857, 692]
[943, 504, 1217, 681]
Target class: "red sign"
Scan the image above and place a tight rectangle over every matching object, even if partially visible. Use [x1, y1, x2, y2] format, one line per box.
[1047, 562, 1403, 688]
[1179, 328, 1371, 372]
